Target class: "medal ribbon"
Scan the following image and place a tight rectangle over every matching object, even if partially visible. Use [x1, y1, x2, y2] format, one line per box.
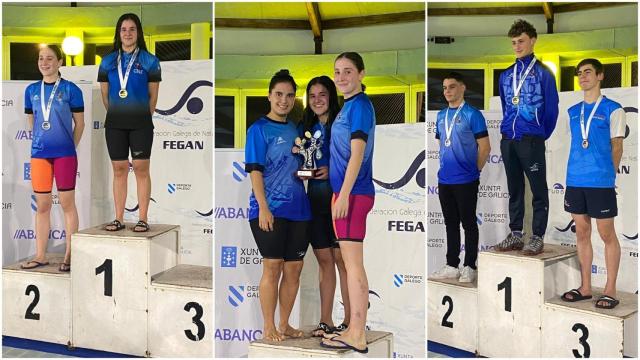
[40, 77, 61, 127]
[512, 57, 537, 101]
[580, 95, 603, 145]
[117, 47, 139, 94]
[445, 101, 465, 145]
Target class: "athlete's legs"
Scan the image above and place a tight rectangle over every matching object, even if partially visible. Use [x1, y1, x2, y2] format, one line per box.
[34, 194, 53, 262]
[570, 214, 593, 299]
[314, 248, 337, 327]
[334, 247, 351, 324]
[596, 218, 620, 302]
[132, 159, 151, 225]
[278, 260, 304, 337]
[58, 190, 78, 264]
[501, 139, 525, 232]
[111, 160, 129, 223]
[261, 258, 285, 341]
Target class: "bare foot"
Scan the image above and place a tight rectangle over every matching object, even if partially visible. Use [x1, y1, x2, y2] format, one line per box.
[263, 328, 285, 342]
[279, 324, 304, 338]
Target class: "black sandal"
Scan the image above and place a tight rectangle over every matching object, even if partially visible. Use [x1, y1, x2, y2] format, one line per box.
[595, 295, 620, 309]
[105, 219, 125, 231]
[561, 288, 592, 302]
[333, 322, 348, 332]
[133, 220, 150, 232]
[312, 322, 333, 337]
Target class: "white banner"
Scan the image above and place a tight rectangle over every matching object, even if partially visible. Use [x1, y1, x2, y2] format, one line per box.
[2, 81, 93, 265]
[216, 123, 426, 358]
[60, 60, 213, 266]
[428, 88, 638, 293]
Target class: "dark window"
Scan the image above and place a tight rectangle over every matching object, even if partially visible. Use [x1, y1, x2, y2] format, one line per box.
[561, 66, 575, 92]
[493, 68, 508, 97]
[417, 91, 425, 123]
[369, 93, 405, 125]
[10, 43, 66, 80]
[210, 37, 213, 59]
[632, 61, 638, 87]
[215, 96, 235, 148]
[85, 44, 113, 66]
[155, 39, 190, 61]
[602, 63, 622, 88]
[245, 96, 304, 131]
[429, 69, 484, 110]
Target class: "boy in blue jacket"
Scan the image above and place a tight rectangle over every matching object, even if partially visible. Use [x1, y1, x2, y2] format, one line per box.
[495, 19, 559, 255]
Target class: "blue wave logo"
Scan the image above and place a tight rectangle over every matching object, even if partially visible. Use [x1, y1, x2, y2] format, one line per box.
[373, 151, 424, 189]
[156, 80, 212, 116]
[125, 198, 157, 212]
[555, 220, 576, 233]
[168, 183, 176, 194]
[476, 213, 483, 225]
[233, 161, 247, 182]
[393, 274, 403, 288]
[24, 163, 31, 181]
[196, 208, 213, 217]
[30, 195, 37, 212]
[553, 183, 564, 190]
[228, 286, 244, 307]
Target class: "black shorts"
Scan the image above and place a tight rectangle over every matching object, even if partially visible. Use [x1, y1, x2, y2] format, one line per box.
[309, 213, 338, 250]
[105, 127, 153, 161]
[564, 186, 618, 219]
[249, 218, 309, 261]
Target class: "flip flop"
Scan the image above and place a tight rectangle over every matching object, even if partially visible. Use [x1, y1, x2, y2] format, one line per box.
[595, 295, 620, 309]
[21, 260, 50, 269]
[323, 332, 340, 340]
[59, 263, 71, 272]
[320, 337, 368, 354]
[561, 288, 592, 302]
[312, 322, 333, 337]
[105, 219, 125, 231]
[333, 323, 348, 332]
[133, 220, 150, 232]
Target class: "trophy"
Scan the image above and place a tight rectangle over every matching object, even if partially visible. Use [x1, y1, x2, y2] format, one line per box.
[292, 129, 323, 177]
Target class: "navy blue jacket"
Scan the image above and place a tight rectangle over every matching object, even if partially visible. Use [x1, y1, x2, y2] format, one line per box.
[499, 53, 559, 140]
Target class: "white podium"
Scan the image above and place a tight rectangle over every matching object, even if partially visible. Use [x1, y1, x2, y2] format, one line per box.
[71, 223, 179, 356]
[477, 244, 580, 357]
[2, 253, 71, 346]
[148, 264, 213, 357]
[248, 329, 393, 358]
[542, 288, 638, 358]
[427, 277, 477, 354]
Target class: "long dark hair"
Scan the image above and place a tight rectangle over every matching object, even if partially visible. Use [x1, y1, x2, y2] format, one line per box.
[112, 13, 147, 52]
[301, 76, 340, 134]
[335, 51, 366, 91]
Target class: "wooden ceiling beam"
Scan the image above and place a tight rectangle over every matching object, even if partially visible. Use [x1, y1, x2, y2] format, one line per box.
[215, 18, 309, 30]
[553, 2, 630, 13]
[542, 2, 553, 20]
[323, 11, 425, 29]
[428, 7, 543, 16]
[306, 2, 322, 38]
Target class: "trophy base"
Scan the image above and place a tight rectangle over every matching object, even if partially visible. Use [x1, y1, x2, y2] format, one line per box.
[297, 169, 315, 177]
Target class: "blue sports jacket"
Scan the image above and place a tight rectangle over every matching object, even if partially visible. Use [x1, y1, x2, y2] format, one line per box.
[498, 53, 559, 140]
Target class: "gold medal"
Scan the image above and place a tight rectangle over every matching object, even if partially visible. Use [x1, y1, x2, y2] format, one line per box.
[119, 89, 128, 99]
[582, 139, 589, 149]
[511, 96, 519, 105]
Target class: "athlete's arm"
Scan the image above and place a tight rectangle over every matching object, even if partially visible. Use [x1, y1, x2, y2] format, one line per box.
[249, 171, 274, 231]
[611, 137, 623, 170]
[27, 114, 34, 131]
[333, 138, 365, 220]
[100, 82, 109, 111]
[148, 82, 159, 115]
[476, 136, 491, 171]
[542, 70, 560, 139]
[72, 112, 85, 147]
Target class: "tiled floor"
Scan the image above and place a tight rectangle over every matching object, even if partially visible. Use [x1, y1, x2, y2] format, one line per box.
[2, 346, 73, 358]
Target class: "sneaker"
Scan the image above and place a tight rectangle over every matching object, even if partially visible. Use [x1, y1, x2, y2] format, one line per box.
[522, 234, 544, 255]
[458, 266, 477, 283]
[430, 265, 460, 280]
[495, 231, 524, 252]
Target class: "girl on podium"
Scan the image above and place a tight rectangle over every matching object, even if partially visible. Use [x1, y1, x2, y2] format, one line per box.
[245, 69, 311, 341]
[22, 44, 85, 272]
[98, 13, 161, 232]
[300, 76, 351, 337]
[321, 52, 375, 354]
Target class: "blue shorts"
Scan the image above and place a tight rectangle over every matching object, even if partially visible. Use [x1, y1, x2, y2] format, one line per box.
[564, 186, 617, 219]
